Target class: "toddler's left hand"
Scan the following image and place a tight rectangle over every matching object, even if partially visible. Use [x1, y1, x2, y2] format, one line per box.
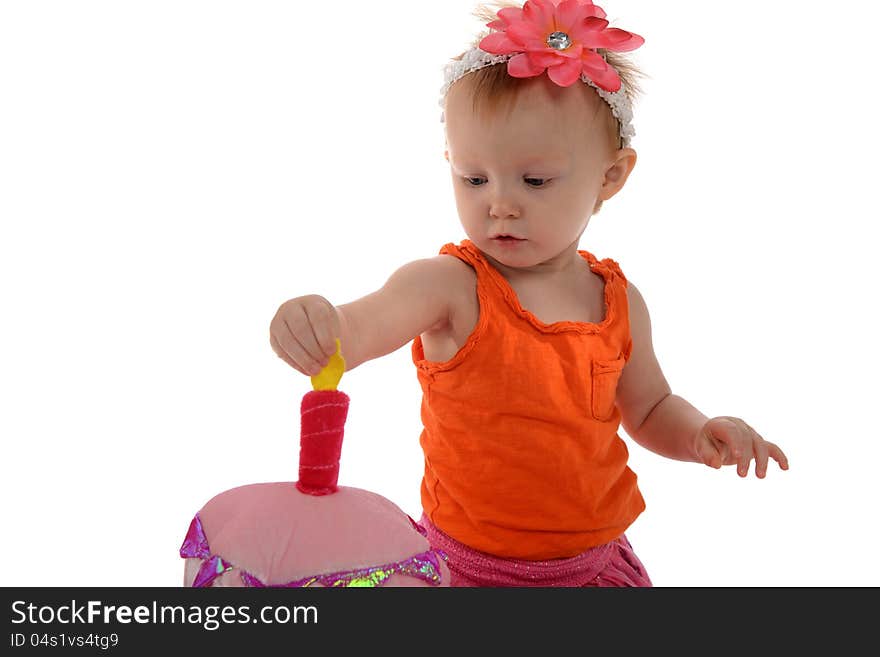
[694, 416, 789, 478]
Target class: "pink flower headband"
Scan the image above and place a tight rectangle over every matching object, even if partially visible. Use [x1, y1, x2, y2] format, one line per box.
[441, 0, 644, 147]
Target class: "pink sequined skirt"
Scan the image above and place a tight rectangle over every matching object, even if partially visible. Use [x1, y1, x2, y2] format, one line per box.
[419, 514, 652, 587]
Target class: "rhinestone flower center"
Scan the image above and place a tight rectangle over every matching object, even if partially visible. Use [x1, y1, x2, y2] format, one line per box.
[546, 31, 572, 50]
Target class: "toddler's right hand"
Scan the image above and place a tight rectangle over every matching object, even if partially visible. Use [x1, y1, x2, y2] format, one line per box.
[269, 295, 342, 377]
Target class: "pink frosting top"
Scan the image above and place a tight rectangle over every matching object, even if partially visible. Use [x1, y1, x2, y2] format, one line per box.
[182, 482, 448, 587]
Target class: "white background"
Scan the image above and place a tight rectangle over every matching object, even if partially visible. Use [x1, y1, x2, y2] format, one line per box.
[1, 1, 878, 587]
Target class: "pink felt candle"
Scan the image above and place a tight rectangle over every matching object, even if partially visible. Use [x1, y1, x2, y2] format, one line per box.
[296, 389, 350, 495]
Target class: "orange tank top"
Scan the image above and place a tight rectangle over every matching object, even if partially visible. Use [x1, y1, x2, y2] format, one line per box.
[411, 240, 645, 560]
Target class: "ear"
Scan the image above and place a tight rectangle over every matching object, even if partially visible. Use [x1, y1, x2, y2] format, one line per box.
[444, 149, 449, 162]
[598, 147, 637, 202]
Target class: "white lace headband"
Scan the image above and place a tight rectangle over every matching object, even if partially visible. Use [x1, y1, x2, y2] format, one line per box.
[440, 45, 636, 148]
[438, 1, 644, 148]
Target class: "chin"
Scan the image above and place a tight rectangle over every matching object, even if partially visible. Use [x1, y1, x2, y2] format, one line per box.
[485, 244, 540, 268]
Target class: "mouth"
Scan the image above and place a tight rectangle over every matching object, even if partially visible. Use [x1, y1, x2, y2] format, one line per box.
[491, 234, 525, 242]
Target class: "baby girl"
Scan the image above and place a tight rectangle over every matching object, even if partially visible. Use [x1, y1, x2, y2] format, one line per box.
[269, 0, 788, 586]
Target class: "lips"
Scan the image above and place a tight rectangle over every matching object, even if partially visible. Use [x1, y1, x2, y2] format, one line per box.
[491, 234, 524, 241]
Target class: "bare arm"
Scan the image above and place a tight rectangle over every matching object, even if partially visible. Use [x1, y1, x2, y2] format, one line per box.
[616, 281, 704, 462]
[335, 255, 460, 371]
[616, 281, 788, 476]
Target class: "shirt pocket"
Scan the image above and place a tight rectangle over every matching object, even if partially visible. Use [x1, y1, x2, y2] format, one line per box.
[591, 356, 627, 422]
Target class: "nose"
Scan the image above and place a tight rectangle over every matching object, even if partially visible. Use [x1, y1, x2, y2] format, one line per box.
[488, 191, 521, 220]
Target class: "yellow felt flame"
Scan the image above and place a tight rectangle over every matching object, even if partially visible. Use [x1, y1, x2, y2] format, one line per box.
[310, 338, 345, 391]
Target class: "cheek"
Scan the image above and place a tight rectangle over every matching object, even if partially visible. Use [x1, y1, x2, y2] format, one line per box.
[562, 176, 601, 208]
[541, 188, 593, 224]
[452, 188, 479, 216]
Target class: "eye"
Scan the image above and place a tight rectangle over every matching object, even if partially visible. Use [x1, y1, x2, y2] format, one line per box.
[524, 177, 548, 187]
[464, 177, 487, 186]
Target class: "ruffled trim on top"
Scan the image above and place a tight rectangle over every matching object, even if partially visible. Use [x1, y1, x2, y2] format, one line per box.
[599, 257, 628, 285]
[458, 240, 620, 335]
[412, 240, 628, 376]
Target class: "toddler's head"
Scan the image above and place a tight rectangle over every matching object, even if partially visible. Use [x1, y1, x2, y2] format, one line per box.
[441, 0, 646, 269]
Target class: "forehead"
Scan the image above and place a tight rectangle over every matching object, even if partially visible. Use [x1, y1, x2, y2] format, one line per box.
[444, 75, 611, 158]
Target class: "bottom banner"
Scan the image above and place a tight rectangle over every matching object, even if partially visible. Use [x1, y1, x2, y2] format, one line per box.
[0, 587, 869, 651]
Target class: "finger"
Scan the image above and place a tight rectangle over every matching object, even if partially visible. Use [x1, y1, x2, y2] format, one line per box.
[288, 302, 327, 367]
[731, 425, 755, 477]
[766, 442, 790, 471]
[753, 439, 770, 479]
[303, 299, 341, 361]
[280, 316, 327, 376]
[740, 418, 769, 450]
[278, 301, 329, 368]
[718, 418, 755, 474]
[696, 437, 723, 469]
[269, 303, 325, 375]
[271, 330, 320, 375]
[733, 419, 774, 477]
[269, 333, 301, 372]
[707, 419, 742, 465]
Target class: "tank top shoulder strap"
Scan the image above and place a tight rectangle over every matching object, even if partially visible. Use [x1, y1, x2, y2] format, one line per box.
[440, 241, 534, 326]
[578, 249, 628, 287]
[439, 240, 507, 293]
[439, 240, 485, 270]
[600, 257, 629, 286]
[588, 253, 633, 359]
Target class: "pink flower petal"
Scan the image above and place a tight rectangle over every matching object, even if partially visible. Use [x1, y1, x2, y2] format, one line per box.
[497, 6, 524, 25]
[593, 28, 645, 52]
[508, 52, 547, 78]
[555, 0, 587, 34]
[526, 0, 558, 31]
[548, 0, 606, 19]
[523, 0, 557, 27]
[508, 20, 548, 49]
[582, 16, 610, 32]
[547, 57, 584, 87]
[529, 49, 564, 68]
[571, 18, 608, 48]
[556, 42, 584, 60]
[480, 31, 521, 55]
[581, 50, 621, 91]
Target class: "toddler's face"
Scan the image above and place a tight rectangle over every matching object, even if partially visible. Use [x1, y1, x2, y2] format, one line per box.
[445, 76, 622, 271]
